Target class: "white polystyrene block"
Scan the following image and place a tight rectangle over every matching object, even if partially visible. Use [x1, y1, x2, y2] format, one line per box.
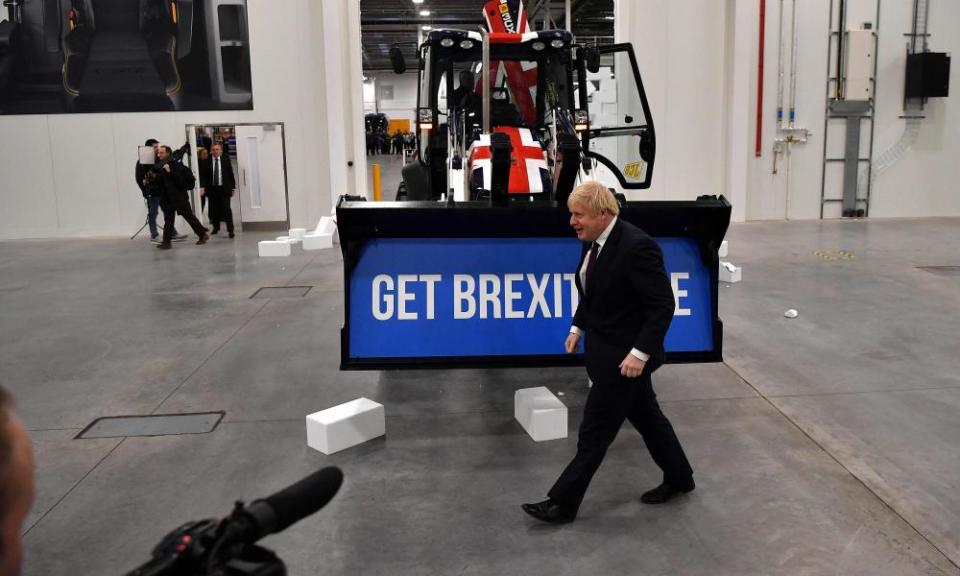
[314, 216, 337, 235]
[515, 387, 567, 442]
[303, 232, 334, 251]
[258, 240, 292, 257]
[720, 261, 742, 283]
[306, 398, 385, 455]
[275, 236, 299, 244]
[718, 240, 729, 258]
[289, 228, 307, 240]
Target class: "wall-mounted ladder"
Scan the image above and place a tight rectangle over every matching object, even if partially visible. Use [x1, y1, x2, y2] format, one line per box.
[819, 0, 882, 218]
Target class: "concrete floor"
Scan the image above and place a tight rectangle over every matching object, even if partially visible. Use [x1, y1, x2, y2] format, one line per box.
[2, 218, 959, 575]
[366, 153, 406, 200]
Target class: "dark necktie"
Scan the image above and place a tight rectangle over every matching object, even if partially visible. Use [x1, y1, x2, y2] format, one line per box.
[585, 241, 600, 287]
[214, 158, 220, 186]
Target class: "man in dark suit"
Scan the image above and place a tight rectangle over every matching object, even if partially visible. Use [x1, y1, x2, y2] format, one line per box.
[522, 181, 694, 524]
[155, 145, 208, 250]
[200, 142, 236, 238]
[136, 138, 185, 244]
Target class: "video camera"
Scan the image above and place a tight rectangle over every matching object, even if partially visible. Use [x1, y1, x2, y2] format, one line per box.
[139, 141, 191, 168]
[125, 467, 343, 576]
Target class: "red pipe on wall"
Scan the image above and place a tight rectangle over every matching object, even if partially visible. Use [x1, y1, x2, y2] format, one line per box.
[755, 0, 766, 157]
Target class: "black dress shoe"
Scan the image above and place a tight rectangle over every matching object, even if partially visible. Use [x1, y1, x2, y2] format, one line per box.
[521, 500, 576, 524]
[156, 242, 172, 250]
[641, 480, 695, 504]
[228, 232, 235, 239]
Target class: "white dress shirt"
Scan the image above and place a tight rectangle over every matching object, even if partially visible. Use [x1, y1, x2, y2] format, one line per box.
[213, 156, 222, 186]
[570, 216, 650, 362]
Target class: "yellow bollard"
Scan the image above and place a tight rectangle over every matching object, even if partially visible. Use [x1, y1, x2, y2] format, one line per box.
[372, 163, 382, 201]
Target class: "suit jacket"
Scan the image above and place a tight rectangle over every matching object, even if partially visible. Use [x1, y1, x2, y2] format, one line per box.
[157, 160, 196, 198]
[201, 155, 236, 190]
[572, 218, 676, 371]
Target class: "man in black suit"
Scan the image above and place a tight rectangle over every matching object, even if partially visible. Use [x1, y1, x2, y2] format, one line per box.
[155, 145, 208, 250]
[136, 138, 185, 244]
[200, 142, 236, 238]
[522, 181, 694, 524]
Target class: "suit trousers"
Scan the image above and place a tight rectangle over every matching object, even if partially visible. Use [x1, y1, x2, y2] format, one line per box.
[208, 186, 234, 233]
[548, 337, 693, 512]
[160, 193, 206, 242]
[146, 196, 178, 239]
[203, 192, 216, 226]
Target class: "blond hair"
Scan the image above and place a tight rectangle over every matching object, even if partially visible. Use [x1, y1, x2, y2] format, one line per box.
[566, 181, 620, 216]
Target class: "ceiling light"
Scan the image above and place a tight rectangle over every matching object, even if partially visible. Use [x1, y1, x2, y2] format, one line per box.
[412, 0, 424, 4]
[422, 25, 432, 31]
[604, 15, 615, 20]
[419, 10, 430, 16]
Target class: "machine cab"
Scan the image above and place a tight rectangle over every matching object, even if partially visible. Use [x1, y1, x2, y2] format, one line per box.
[398, 29, 656, 202]
[579, 43, 657, 191]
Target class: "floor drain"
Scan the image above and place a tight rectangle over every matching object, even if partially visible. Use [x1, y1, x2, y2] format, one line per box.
[251, 286, 312, 299]
[917, 266, 960, 277]
[76, 412, 225, 439]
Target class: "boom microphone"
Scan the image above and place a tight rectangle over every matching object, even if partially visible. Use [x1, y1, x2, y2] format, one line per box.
[125, 467, 344, 575]
[223, 466, 344, 545]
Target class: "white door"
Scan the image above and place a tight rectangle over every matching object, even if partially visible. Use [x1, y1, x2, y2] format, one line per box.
[235, 124, 288, 224]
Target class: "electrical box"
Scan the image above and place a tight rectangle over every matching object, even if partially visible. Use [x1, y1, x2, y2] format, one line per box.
[905, 52, 951, 99]
[844, 30, 874, 100]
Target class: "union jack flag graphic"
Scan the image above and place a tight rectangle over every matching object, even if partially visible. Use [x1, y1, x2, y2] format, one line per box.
[482, 0, 538, 127]
[469, 126, 551, 195]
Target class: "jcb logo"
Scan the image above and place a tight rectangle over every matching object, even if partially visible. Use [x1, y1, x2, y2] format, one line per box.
[624, 161, 644, 179]
[498, 0, 516, 32]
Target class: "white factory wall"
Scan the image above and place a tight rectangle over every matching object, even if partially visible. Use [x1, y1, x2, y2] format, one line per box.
[617, 0, 959, 221]
[864, 0, 959, 218]
[614, 0, 730, 206]
[0, 0, 365, 240]
[744, 0, 959, 220]
[2, 0, 956, 239]
[370, 72, 419, 128]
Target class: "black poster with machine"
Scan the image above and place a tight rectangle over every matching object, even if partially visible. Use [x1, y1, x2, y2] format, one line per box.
[0, 0, 253, 114]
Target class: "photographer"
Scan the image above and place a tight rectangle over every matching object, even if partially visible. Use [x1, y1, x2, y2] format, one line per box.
[136, 139, 185, 244]
[155, 145, 209, 250]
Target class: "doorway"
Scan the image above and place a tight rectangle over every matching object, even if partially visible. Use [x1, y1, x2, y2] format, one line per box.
[185, 122, 290, 231]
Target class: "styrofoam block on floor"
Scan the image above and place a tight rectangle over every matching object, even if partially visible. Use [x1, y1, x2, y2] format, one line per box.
[258, 240, 292, 257]
[719, 240, 729, 258]
[303, 232, 334, 251]
[289, 228, 307, 240]
[306, 398, 385, 455]
[720, 261, 742, 283]
[275, 236, 299, 244]
[314, 216, 337, 235]
[515, 386, 567, 442]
